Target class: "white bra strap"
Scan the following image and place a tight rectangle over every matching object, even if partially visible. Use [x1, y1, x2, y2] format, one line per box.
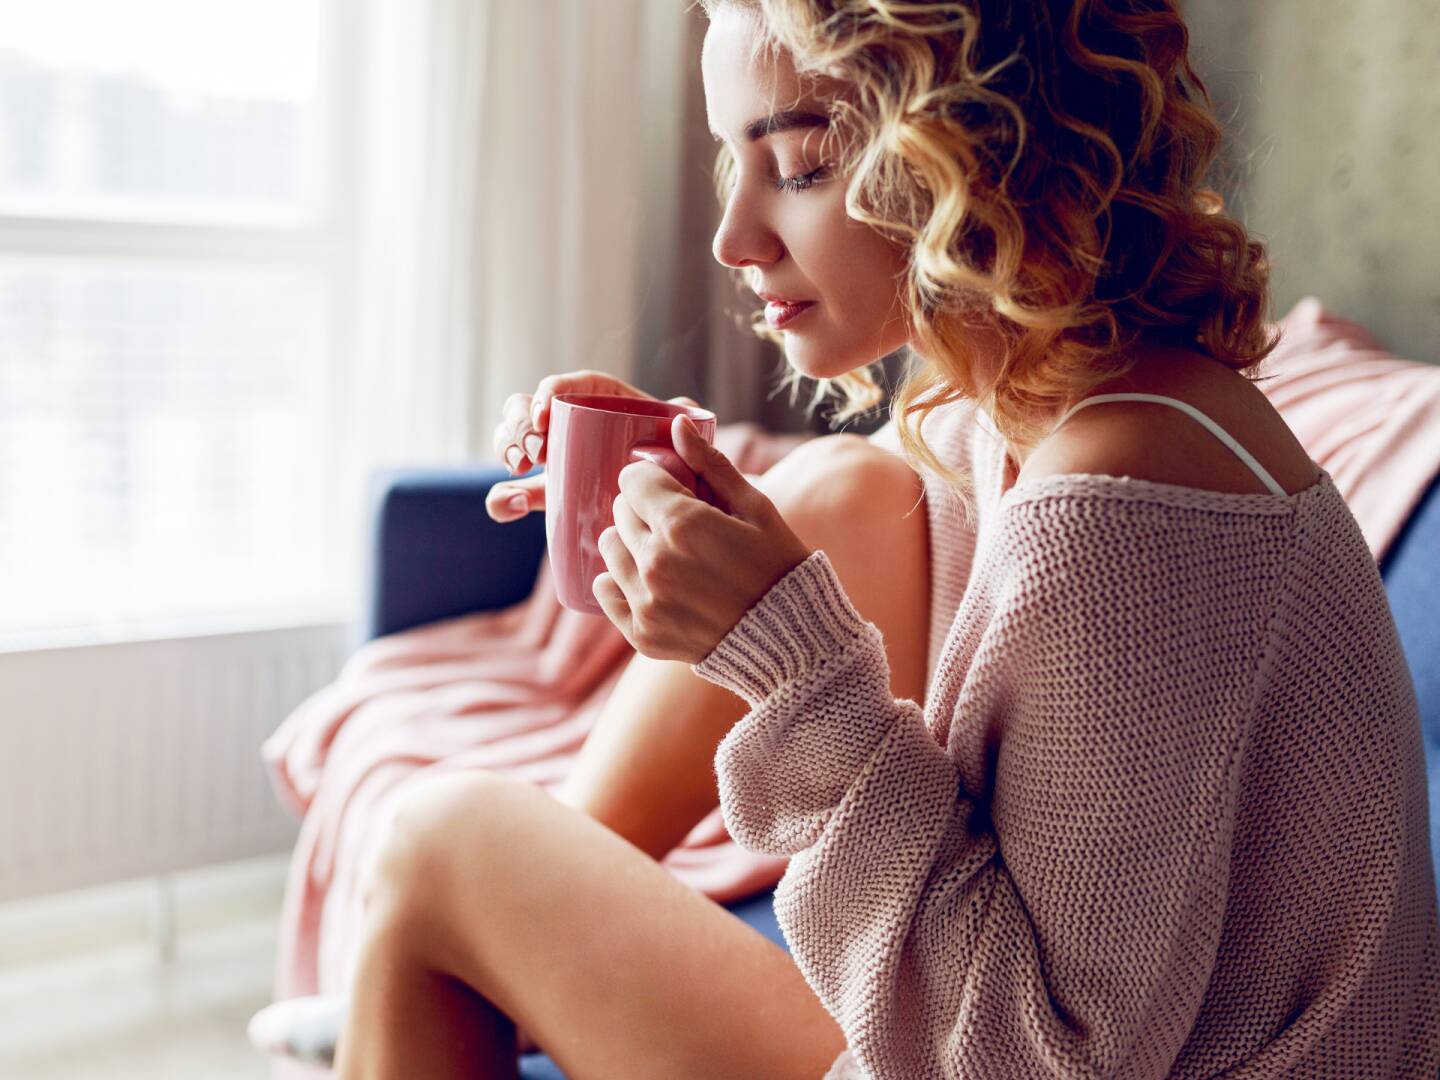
[1054, 393, 1287, 496]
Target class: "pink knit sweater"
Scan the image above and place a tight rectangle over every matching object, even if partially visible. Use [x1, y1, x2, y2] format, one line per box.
[692, 400, 1440, 1079]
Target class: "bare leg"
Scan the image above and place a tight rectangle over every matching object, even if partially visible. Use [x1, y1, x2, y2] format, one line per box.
[335, 771, 849, 1080]
[333, 901, 518, 1080]
[334, 845, 520, 1080]
[557, 434, 930, 861]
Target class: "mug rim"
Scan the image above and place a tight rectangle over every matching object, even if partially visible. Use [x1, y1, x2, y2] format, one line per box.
[552, 392, 716, 422]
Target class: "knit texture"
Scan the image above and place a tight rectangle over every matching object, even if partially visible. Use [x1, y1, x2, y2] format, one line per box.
[693, 400, 1440, 1079]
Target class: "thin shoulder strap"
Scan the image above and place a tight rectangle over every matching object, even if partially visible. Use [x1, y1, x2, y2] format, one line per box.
[1054, 392, 1287, 496]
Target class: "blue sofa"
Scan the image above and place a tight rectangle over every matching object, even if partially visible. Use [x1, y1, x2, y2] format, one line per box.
[362, 460, 1440, 1079]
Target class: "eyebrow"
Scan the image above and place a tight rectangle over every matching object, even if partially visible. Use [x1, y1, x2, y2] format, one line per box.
[710, 109, 829, 144]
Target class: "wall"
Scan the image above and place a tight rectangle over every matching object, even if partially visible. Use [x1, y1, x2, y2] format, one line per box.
[1182, 0, 1440, 363]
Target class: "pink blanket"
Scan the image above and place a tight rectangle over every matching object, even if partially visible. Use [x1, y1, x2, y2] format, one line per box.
[1254, 296, 1440, 566]
[260, 299, 1440, 1078]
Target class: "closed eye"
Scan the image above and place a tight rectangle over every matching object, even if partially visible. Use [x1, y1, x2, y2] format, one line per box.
[775, 165, 828, 194]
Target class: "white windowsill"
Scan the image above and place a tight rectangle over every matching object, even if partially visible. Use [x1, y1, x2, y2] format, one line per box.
[0, 604, 361, 656]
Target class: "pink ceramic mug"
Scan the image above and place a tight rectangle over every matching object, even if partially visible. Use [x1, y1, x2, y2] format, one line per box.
[546, 393, 719, 616]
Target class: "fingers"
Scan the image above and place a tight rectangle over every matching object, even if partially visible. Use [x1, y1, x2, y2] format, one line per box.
[529, 376, 562, 432]
[485, 475, 547, 522]
[590, 568, 632, 639]
[596, 491, 644, 608]
[610, 488, 649, 557]
[592, 527, 639, 636]
[494, 392, 546, 473]
[597, 520, 640, 591]
[670, 413, 756, 518]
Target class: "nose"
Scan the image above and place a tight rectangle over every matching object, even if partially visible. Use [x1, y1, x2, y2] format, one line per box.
[711, 186, 783, 270]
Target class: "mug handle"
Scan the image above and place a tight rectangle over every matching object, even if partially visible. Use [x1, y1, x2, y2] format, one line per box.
[630, 444, 712, 505]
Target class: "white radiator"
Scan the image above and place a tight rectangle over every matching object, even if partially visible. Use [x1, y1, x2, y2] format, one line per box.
[0, 622, 354, 903]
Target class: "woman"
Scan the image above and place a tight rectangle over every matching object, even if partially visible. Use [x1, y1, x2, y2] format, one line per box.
[260, 1, 1440, 1076]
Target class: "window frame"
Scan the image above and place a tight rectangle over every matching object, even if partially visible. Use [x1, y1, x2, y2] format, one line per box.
[0, 0, 368, 650]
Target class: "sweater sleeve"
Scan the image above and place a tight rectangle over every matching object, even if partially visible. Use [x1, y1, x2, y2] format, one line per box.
[691, 503, 1287, 1079]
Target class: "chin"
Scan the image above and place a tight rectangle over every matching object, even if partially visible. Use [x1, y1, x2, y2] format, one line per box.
[784, 335, 884, 382]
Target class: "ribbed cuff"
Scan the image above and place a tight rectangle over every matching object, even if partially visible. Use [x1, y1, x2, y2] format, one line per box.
[692, 548, 871, 706]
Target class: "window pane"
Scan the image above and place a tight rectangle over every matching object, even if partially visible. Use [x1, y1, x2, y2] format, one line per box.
[0, 259, 346, 641]
[0, 0, 324, 223]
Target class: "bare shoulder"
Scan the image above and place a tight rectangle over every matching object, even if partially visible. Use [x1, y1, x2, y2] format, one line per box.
[1019, 358, 1321, 497]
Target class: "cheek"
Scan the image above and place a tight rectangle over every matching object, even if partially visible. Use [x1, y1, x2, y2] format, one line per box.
[777, 191, 911, 363]
[814, 223, 908, 332]
[800, 191, 893, 287]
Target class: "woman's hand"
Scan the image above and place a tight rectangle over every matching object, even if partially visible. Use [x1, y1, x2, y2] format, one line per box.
[593, 413, 814, 666]
[485, 369, 704, 523]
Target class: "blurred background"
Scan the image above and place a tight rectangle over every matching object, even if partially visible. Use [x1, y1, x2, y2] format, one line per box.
[0, 0, 1435, 1076]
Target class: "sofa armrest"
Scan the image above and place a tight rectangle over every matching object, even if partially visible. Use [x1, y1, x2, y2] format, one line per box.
[363, 463, 548, 641]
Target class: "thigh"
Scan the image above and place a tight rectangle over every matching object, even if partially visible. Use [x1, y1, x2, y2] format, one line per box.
[386, 771, 848, 1080]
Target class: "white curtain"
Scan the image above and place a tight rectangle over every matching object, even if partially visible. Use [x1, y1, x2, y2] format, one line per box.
[330, 0, 690, 579]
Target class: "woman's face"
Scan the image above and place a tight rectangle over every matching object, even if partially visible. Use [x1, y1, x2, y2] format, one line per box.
[702, 7, 913, 380]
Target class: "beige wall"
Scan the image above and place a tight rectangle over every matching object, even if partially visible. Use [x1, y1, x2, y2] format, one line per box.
[1182, 0, 1440, 363]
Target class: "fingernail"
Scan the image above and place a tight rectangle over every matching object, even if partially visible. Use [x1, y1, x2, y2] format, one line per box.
[531, 400, 543, 426]
[507, 493, 527, 512]
[522, 432, 543, 459]
[504, 445, 523, 471]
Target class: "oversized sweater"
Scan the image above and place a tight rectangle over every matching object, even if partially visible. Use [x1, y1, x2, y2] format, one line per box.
[691, 398, 1440, 1079]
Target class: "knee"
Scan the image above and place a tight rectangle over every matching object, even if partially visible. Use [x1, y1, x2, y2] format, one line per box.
[757, 433, 922, 548]
[362, 770, 514, 914]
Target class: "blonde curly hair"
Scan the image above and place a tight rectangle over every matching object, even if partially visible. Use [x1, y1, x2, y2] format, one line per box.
[699, 0, 1278, 521]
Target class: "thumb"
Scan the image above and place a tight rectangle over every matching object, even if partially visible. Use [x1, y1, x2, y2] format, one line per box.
[671, 413, 757, 519]
[485, 473, 547, 522]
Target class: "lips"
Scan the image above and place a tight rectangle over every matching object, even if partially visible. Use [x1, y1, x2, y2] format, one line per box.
[758, 292, 817, 330]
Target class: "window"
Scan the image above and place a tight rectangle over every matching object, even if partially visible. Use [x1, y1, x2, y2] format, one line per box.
[0, 0, 358, 647]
